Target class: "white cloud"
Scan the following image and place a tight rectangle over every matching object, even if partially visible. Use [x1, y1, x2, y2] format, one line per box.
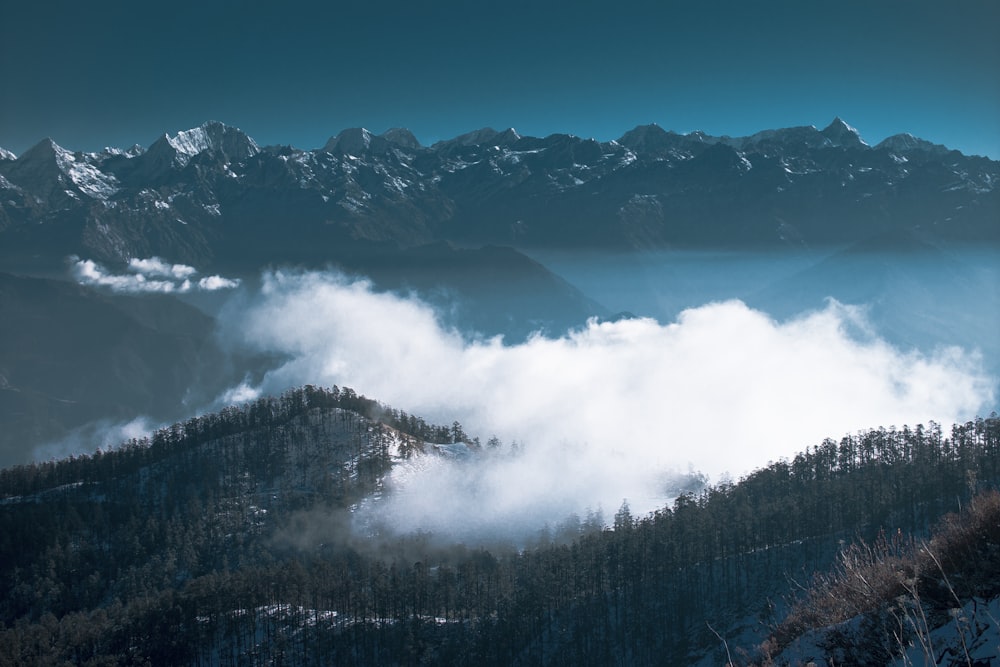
[72, 258, 180, 293]
[70, 256, 240, 294]
[128, 256, 197, 279]
[34, 416, 159, 462]
[218, 379, 261, 405]
[221, 269, 995, 542]
[198, 275, 242, 291]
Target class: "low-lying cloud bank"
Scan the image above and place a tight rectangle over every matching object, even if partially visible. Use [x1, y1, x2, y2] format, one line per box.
[71, 256, 240, 293]
[221, 270, 994, 542]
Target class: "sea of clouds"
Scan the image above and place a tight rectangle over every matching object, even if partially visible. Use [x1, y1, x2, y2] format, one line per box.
[214, 269, 993, 543]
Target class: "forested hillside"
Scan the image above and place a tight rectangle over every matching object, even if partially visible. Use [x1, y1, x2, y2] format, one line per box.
[0, 386, 997, 665]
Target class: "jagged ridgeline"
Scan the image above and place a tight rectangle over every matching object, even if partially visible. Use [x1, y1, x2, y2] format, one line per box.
[0, 385, 997, 665]
[1, 119, 997, 272]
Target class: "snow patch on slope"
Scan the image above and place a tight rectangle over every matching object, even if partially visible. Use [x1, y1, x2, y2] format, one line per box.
[50, 144, 119, 199]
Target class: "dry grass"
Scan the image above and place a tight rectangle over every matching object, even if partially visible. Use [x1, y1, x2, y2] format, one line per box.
[748, 490, 1000, 666]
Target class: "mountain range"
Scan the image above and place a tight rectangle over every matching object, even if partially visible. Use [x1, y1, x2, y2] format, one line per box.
[0, 118, 996, 272]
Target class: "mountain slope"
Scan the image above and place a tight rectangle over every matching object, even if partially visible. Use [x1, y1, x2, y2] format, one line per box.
[0, 272, 242, 465]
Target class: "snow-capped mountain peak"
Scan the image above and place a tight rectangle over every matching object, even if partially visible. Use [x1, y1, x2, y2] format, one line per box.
[0, 147, 16, 161]
[167, 127, 213, 157]
[821, 116, 868, 147]
[152, 121, 260, 168]
[20, 137, 63, 160]
[6, 137, 118, 200]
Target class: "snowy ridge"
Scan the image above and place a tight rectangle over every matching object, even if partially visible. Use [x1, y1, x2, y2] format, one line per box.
[48, 141, 119, 199]
[161, 121, 260, 167]
[167, 127, 215, 157]
[101, 144, 145, 158]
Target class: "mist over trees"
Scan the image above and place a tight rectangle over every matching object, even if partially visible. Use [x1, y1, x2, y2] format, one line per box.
[1, 385, 997, 665]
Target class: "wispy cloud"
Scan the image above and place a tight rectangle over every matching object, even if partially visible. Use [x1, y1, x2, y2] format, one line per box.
[70, 256, 240, 293]
[197, 275, 241, 291]
[33, 416, 159, 462]
[220, 270, 995, 542]
[127, 256, 197, 280]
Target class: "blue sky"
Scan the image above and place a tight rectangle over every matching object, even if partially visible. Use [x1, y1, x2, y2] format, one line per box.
[2, 0, 998, 158]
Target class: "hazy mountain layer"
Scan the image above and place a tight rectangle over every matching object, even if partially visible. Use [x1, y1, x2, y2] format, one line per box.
[0, 272, 247, 466]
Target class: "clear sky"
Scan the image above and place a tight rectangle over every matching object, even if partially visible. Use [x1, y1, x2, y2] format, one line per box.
[2, 0, 998, 158]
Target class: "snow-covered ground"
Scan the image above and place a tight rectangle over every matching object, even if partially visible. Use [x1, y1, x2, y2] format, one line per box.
[891, 595, 1000, 667]
[766, 595, 1000, 667]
